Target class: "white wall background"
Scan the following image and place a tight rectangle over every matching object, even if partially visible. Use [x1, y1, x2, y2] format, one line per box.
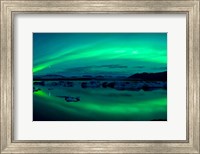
[14, 14, 186, 140]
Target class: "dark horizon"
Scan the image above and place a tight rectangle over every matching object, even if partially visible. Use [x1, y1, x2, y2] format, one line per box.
[33, 71, 167, 82]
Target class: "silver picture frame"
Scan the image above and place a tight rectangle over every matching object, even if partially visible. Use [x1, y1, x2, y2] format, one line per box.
[0, 0, 199, 153]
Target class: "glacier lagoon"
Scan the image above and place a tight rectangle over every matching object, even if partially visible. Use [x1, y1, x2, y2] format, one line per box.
[33, 81, 167, 121]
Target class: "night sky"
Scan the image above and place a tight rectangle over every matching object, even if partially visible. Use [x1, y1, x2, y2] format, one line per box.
[33, 33, 167, 77]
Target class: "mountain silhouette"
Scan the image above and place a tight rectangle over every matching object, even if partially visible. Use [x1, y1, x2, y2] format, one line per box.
[128, 71, 167, 81]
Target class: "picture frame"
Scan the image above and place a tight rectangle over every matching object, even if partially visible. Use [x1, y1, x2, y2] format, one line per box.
[0, 0, 199, 153]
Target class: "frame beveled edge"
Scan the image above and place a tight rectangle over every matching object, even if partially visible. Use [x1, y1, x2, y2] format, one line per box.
[0, 0, 199, 153]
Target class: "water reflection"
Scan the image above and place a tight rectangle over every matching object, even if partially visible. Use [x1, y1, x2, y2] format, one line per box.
[33, 81, 167, 121]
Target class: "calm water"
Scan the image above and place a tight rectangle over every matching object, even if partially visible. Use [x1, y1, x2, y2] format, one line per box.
[33, 81, 167, 121]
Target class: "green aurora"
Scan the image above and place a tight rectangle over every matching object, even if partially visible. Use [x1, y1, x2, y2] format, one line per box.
[33, 33, 167, 76]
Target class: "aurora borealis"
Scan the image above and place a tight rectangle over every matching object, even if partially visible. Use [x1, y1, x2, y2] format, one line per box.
[33, 33, 167, 76]
[33, 33, 167, 121]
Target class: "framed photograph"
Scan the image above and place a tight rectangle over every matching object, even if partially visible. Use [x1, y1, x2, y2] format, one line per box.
[0, 0, 199, 153]
[33, 32, 167, 121]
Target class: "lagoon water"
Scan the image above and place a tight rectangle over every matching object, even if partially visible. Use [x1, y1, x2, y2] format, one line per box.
[33, 81, 167, 121]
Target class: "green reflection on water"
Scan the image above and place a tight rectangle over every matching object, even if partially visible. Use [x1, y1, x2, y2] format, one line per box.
[33, 86, 167, 121]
